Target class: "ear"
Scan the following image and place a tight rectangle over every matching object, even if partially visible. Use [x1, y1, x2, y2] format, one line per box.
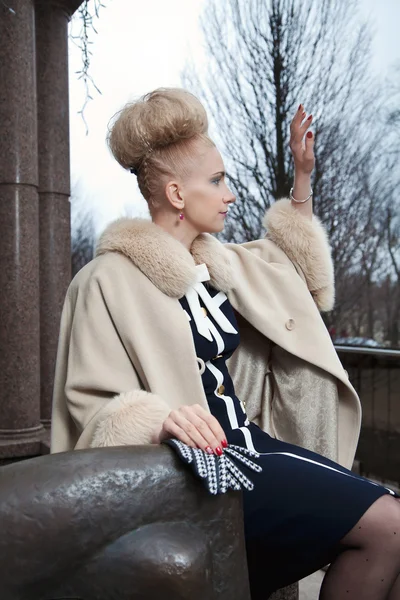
[165, 180, 185, 211]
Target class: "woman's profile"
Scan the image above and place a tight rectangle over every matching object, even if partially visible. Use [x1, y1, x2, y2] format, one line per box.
[51, 88, 400, 598]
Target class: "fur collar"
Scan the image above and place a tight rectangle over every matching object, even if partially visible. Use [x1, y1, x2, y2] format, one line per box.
[95, 218, 235, 298]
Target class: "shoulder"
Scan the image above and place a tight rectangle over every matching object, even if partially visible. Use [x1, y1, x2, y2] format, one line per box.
[224, 236, 295, 267]
[67, 252, 137, 303]
[223, 237, 300, 287]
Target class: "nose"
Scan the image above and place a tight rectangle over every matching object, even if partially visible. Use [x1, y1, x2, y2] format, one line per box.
[225, 190, 236, 204]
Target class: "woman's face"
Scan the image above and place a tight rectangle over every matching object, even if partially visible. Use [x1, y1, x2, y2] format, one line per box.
[179, 145, 236, 234]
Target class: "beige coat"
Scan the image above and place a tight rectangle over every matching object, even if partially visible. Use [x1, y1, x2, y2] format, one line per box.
[51, 199, 361, 469]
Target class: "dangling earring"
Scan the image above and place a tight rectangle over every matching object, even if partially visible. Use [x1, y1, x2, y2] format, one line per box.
[177, 191, 184, 221]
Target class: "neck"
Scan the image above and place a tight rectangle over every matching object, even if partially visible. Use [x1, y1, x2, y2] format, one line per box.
[152, 211, 200, 251]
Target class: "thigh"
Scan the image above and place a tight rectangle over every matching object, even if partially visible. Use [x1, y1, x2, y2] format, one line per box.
[241, 443, 398, 591]
[339, 494, 400, 549]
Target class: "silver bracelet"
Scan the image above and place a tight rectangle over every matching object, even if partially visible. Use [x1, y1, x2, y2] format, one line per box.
[289, 187, 313, 204]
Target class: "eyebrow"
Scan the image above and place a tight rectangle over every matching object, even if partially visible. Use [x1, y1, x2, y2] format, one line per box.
[211, 171, 226, 177]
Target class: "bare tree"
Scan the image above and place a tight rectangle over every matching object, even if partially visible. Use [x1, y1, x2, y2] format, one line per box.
[70, 185, 96, 278]
[69, 193, 149, 279]
[384, 208, 400, 346]
[377, 68, 400, 346]
[69, 0, 106, 132]
[184, 0, 397, 339]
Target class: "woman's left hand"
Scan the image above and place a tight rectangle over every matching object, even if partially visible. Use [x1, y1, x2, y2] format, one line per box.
[289, 104, 315, 175]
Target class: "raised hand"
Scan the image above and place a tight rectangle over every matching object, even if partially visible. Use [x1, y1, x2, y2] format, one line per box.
[289, 104, 315, 176]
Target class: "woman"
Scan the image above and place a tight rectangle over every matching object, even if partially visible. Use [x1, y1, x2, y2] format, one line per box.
[51, 88, 400, 598]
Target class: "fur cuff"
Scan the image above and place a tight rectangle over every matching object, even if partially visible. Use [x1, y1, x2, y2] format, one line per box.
[263, 199, 335, 311]
[90, 390, 171, 447]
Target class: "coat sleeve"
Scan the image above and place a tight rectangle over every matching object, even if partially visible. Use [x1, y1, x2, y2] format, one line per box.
[262, 198, 335, 312]
[51, 276, 170, 452]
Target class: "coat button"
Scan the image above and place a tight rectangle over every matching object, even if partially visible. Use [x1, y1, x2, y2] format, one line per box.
[285, 318, 295, 330]
[217, 384, 225, 395]
[202, 307, 207, 317]
[196, 357, 205, 375]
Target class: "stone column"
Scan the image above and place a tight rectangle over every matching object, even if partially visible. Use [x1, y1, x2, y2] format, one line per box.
[35, 0, 73, 429]
[0, 0, 44, 459]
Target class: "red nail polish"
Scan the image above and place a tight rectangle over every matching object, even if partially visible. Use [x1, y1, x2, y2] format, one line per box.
[215, 447, 223, 456]
[307, 114, 312, 120]
[221, 439, 228, 448]
[205, 446, 213, 455]
[298, 104, 302, 111]
[307, 131, 313, 138]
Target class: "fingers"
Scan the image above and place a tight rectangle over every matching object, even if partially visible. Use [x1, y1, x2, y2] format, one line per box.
[180, 405, 226, 454]
[290, 104, 313, 141]
[163, 405, 227, 455]
[300, 113, 313, 136]
[175, 410, 217, 452]
[289, 104, 315, 173]
[291, 103, 305, 129]
[191, 404, 227, 449]
[160, 417, 198, 449]
[304, 130, 314, 160]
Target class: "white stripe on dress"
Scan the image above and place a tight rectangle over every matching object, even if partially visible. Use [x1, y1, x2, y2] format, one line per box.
[212, 291, 229, 307]
[187, 264, 255, 451]
[194, 282, 238, 336]
[239, 426, 257, 452]
[185, 283, 238, 341]
[257, 451, 396, 495]
[206, 362, 255, 451]
[203, 315, 225, 354]
[206, 361, 239, 430]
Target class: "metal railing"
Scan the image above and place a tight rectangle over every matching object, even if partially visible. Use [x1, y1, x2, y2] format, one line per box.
[336, 346, 400, 488]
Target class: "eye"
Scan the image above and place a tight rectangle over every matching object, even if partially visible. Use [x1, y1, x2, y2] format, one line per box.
[211, 176, 222, 186]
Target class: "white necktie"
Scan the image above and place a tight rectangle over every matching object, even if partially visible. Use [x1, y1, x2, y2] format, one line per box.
[185, 264, 238, 341]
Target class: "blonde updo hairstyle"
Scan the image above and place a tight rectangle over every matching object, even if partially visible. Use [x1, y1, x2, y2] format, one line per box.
[107, 88, 215, 214]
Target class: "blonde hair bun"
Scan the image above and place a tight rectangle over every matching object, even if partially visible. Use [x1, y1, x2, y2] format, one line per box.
[108, 88, 209, 172]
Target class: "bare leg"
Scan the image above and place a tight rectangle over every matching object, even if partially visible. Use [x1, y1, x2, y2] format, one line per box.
[319, 495, 400, 599]
[388, 574, 400, 600]
[389, 500, 400, 600]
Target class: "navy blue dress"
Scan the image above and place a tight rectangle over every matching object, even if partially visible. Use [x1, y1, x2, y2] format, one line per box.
[178, 263, 398, 592]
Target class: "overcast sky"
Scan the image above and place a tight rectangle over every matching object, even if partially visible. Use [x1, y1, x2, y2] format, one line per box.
[68, 0, 400, 234]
